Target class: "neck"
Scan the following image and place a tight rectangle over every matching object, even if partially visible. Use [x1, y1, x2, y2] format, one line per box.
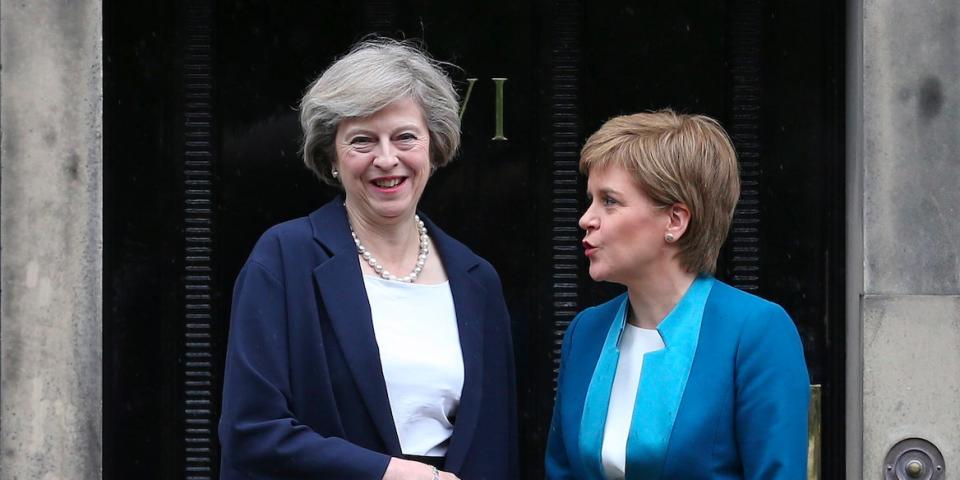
[624, 265, 698, 329]
[345, 203, 419, 265]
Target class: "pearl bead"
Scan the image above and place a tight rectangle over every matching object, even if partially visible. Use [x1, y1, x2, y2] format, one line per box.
[350, 214, 429, 283]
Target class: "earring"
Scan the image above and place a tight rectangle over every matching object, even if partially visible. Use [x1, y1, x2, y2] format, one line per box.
[665, 233, 675, 243]
[331, 169, 339, 179]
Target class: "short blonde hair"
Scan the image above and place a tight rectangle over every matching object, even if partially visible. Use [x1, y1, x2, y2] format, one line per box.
[580, 109, 740, 274]
[299, 38, 461, 185]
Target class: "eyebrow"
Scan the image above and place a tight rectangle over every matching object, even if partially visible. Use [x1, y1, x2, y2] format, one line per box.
[588, 187, 623, 197]
[341, 124, 425, 138]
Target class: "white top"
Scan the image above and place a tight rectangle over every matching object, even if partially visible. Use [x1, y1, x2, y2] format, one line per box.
[363, 274, 464, 456]
[601, 323, 666, 479]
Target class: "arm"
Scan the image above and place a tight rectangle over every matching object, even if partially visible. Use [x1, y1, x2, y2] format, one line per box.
[497, 292, 520, 479]
[544, 313, 580, 480]
[480, 264, 519, 479]
[734, 303, 810, 480]
[219, 260, 391, 479]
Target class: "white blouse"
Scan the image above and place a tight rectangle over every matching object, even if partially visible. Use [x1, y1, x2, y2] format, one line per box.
[601, 323, 665, 479]
[363, 274, 464, 456]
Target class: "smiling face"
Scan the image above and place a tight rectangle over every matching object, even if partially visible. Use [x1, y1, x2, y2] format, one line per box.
[579, 165, 674, 284]
[334, 97, 432, 224]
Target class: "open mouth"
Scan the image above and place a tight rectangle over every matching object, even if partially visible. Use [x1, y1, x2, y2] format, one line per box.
[371, 177, 406, 189]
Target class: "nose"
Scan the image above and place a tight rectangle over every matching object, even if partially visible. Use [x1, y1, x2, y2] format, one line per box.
[579, 203, 598, 231]
[372, 140, 399, 169]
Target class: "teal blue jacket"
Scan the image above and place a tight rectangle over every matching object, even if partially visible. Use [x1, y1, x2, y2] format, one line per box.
[545, 277, 809, 479]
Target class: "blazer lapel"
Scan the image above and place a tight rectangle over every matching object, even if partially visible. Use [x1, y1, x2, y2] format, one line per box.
[309, 200, 403, 456]
[624, 275, 713, 479]
[423, 216, 485, 473]
[575, 277, 714, 480]
[578, 296, 629, 480]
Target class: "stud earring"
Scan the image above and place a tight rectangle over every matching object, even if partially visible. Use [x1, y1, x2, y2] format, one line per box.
[665, 233, 675, 243]
[331, 169, 339, 179]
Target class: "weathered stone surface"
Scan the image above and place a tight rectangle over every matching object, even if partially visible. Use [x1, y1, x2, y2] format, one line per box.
[1, 1, 103, 478]
[862, 295, 960, 479]
[862, 0, 960, 295]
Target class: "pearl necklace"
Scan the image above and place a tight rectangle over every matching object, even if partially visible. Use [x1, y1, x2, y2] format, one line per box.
[350, 215, 429, 283]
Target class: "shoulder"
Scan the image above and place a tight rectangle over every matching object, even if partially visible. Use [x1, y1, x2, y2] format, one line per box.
[708, 279, 794, 333]
[423, 215, 501, 288]
[563, 294, 624, 350]
[707, 280, 804, 367]
[247, 217, 314, 263]
[471, 255, 502, 291]
[574, 294, 624, 329]
[242, 210, 333, 284]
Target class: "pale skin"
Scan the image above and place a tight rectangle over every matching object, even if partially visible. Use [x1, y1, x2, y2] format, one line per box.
[335, 97, 448, 286]
[333, 97, 457, 480]
[579, 164, 696, 328]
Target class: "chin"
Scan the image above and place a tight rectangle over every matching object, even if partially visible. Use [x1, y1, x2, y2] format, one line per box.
[587, 264, 610, 282]
[371, 199, 416, 218]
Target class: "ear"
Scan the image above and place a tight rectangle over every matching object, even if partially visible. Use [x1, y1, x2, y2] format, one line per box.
[665, 203, 691, 242]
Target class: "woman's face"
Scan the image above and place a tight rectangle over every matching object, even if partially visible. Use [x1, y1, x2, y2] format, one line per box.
[579, 164, 672, 284]
[334, 97, 432, 223]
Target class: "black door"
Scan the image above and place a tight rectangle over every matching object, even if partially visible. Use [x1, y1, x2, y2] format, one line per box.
[104, 1, 844, 478]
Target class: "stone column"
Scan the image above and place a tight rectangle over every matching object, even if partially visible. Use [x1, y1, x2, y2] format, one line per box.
[850, 0, 960, 477]
[0, 1, 103, 478]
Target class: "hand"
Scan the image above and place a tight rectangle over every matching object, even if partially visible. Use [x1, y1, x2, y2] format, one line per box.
[383, 458, 460, 480]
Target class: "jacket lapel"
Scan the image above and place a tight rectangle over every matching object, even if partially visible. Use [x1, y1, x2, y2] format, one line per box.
[422, 216, 485, 473]
[624, 275, 713, 479]
[309, 200, 403, 456]
[578, 296, 629, 480]
[575, 277, 714, 480]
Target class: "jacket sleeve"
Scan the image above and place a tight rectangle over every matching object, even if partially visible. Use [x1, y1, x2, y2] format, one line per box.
[544, 313, 580, 479]
[489, 268, 520, 480]
[218, 260, 391, 479]
[734, 302, 810, 480]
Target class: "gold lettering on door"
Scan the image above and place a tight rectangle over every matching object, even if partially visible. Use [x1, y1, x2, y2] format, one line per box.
[457, 78, 508, 142]
[458, 78, 478, 121]
[492, 78, 507, 141]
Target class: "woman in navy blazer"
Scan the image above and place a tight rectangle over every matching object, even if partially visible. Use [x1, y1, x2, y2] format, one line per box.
[219, 39, 517, 480]
[546, 111, 809, 479]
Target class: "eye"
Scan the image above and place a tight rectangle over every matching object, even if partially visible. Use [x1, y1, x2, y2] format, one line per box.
[395, 132, 419, 145]
[348, 136, 374, 152]
[602, 195, 619, 207]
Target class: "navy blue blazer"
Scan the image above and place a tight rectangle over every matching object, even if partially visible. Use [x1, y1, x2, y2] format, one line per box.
[219, 199, 518, 479]
[546, 279, 809, 479]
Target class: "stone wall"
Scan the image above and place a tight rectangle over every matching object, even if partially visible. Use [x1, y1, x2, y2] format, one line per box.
[0, 1, 103, 478]
[853, 0, 960, 477]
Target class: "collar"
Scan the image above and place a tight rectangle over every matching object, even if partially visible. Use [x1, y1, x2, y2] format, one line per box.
[579, 275, 714, 479]
[307, 196, 481, 274]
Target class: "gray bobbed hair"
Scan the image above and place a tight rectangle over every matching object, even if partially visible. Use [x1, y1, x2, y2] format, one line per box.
[299, 38, 462, 185]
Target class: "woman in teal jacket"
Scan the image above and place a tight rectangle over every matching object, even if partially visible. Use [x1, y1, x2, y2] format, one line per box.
[545, 110, 809, 480]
